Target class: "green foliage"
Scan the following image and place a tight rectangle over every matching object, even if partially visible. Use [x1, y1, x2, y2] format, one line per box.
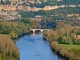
[64, 40, 70, 44]
[62, 0, 80, 4]
[40, 19, 56, 28]
[2, 28, 10, 34]
[6, 52, 10, 57]
[0, 24, 2, 30]
[73, 40, 80, 45]
[19, 7, 80, 21]
[58, 37, 63, 44]
[76, 32, 80, 35]
[0, 22, 30, 39]
[12, 51, 19, 59]
[51, 42, 80, 60]
[20, 18, 31, 24]
[19, 12, 35, 18]
[25, 0, 80, 7]
[6, 1, 11, 4]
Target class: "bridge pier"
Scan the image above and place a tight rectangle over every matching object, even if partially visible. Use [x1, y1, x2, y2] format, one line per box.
[32, 30, 35, 33]
[32, 30, 36, 35]
[40, 30, 43, 35]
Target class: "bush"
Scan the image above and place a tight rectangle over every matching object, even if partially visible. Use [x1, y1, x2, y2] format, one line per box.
[58, 37, 63, 44]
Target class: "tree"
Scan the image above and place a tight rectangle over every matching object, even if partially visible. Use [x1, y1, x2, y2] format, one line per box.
[58, 37, 63, 44]
[2, 28, 10, 34]
[0, 24, 2, 30]
[20, 18, 31, 24]
[6, 1, 11, 4]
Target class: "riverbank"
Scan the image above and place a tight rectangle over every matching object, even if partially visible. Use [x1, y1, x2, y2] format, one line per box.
[44, 37, 80, 60]
[43, 30, 80, 60]
[0, 21, 31, 39]
[51, 42, 80, 60]
[43, 37, 69, 60]
[0, 21, 31, 60]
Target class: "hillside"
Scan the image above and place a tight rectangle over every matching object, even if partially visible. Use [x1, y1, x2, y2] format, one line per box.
[0, 34, 19, 60]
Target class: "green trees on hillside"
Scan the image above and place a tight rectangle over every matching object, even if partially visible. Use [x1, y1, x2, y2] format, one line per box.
[62, 0, 80, 4]
[19, 12, 35, 18]
[20, 7, 80, 20]
[20, 18, 31, 24]
[40, 19, 56, 28]
[28, 0, 80, 7]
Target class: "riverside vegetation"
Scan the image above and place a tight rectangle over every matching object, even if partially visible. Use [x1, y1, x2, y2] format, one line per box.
[0, 16, 57, 59]
[0, 18, 31, 39]
[0, 34, 19, 60]
[44, 21, 80, 60]
[0, 18, 32, 60]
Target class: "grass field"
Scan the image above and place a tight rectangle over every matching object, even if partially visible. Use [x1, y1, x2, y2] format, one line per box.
[60, 44, 80, 56]
[51, 42, 80, 60]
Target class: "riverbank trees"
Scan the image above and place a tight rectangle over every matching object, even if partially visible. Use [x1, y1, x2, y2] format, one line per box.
[0, 19, 32, 60]
[0, 21, 30, 39]
[51, 42, 80, 60]
[0, 34, 19, 60]
[0, 18, 33, 59]
[44, 21, 80, 60]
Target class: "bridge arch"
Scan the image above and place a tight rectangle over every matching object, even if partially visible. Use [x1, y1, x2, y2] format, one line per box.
[30, 29, 49, 35]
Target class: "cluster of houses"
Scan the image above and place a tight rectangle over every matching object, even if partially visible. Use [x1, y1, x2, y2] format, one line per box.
[0, 10, 42, 21]
[30, 15, 42, 21]
[0, 0, 47, 5]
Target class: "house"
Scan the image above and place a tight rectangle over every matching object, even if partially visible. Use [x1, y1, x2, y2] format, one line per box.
[35, 15, 42, 21]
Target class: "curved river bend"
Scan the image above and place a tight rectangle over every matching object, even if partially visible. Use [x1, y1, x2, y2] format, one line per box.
[16, 35, 64, 60]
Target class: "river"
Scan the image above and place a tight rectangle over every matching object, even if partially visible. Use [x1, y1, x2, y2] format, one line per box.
[16, 34, 64, 60]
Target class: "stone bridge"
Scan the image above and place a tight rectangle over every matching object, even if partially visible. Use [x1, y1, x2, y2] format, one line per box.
[30, 29, 49, 35]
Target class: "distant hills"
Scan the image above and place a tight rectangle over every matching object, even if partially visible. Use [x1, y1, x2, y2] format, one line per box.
[0, 0, 47, 5]
[0, 0, 80, 5]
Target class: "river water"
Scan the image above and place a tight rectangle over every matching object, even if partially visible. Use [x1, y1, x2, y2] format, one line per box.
[16, 34, 64, 60]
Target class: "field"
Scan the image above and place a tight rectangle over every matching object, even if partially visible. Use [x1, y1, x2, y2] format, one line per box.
[60, 44, 80, 56]
[51, 42, 80, 60]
